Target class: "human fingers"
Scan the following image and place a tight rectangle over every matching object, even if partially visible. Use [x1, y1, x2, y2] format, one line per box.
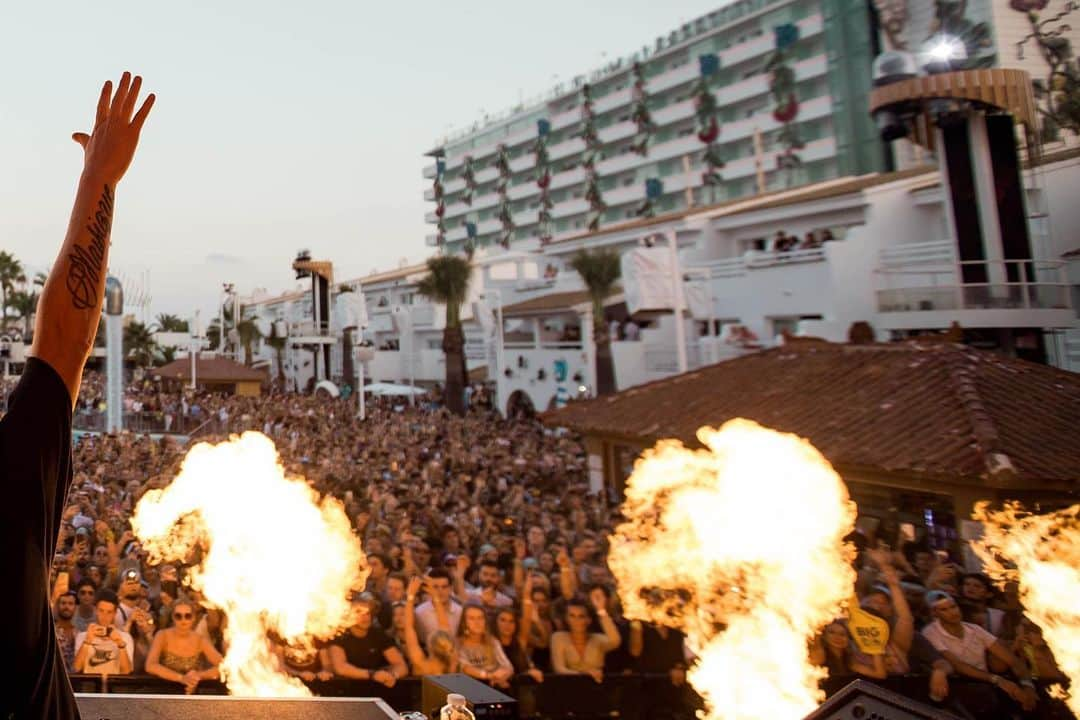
[95, 81, 112, 128]
[111, 72, 132, 115]
[72, 132, 90, 149]
[121, 75, 142, 120]
[132, 93, 155, 133]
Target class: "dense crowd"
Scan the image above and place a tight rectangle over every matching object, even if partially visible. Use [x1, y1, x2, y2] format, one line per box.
[17, 371, 1069, 719]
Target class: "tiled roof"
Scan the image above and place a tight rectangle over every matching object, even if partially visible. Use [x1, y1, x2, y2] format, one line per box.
[543, 342, 1080, 486]
[154, 355, 267, 383]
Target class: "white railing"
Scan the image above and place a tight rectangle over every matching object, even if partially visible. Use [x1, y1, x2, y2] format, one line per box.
[876, 259, 1072, 313]
[693, 247, 828, 278]
[878, 240, 956, 268]
[288, 320, 331, 337]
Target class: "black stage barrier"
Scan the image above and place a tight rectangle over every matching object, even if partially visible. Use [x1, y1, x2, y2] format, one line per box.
[68, 672, 1073, 720]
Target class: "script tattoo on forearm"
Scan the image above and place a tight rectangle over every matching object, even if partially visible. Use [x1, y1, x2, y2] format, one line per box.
[65, 184, 114, 310]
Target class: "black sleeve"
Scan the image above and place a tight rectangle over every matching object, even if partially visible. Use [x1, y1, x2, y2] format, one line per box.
[907, 632, 945, 674]
[1, 357, 77, 718]
[3, 357, 74, 539]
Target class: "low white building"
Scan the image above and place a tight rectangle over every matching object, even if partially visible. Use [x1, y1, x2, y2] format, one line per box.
[237, 147, 1080, 414]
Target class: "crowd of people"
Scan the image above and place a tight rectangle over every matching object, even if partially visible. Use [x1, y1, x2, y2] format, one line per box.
[816, 532, 1072, 718]
[9, 369, 1067, 718]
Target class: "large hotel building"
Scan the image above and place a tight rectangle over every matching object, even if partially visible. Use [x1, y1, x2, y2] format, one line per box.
[422, 0, 883, 254]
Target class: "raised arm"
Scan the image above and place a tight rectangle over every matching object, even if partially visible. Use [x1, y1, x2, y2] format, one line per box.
[869, 549, 913, 653]
[31, 72, 154, 407]
[403, 577, 430, 670]
[590, 587, 621, 651]
[518, 574, 535, 650]
[556, 549, 577, 600]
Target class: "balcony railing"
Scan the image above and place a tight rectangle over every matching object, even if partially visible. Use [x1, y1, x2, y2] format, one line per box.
[876, 259, 1072, 313]
[696, 247, 827, 278]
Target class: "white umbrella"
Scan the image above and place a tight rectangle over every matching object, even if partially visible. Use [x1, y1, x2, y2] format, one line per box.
[363, 382, 428, 397]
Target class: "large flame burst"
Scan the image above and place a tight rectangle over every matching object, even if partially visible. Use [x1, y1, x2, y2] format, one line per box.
[131, 432, 367, 696]
[609, 419, 857, 720]
[971, 502, 1080, 716]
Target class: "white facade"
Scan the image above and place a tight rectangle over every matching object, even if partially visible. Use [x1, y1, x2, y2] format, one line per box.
[238, 149, 1080, 413]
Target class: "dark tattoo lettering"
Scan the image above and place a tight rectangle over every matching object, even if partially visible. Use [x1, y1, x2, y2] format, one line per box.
[66, 185, 114, 310]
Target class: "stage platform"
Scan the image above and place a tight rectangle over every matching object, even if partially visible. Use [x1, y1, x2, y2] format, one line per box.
[75, 693, 399, 720]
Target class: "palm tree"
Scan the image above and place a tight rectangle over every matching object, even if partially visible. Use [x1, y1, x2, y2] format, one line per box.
[9, 289, 39, 338]
[417, 253, 472, 416]
[236, 318, 261, 366]
[570, 249, 621, 396]
[266, 322, 287, 385]
[124, 321, 159, 368]
[0, 251, 26, 330]
[206, 318, 223, 351]
[155, 345, 178, 366]
[153, 313, 188, 332]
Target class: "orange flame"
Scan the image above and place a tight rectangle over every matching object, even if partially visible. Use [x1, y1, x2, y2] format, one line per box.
[131, 432, 367, 696]
[971, 502, 1080, 716]
[608, 419, 856, 720]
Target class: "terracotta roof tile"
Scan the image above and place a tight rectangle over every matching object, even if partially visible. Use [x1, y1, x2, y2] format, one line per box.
[542, 342, 1080, 485]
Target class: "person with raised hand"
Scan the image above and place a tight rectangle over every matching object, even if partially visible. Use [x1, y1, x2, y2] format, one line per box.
[2, 72, 154, 720]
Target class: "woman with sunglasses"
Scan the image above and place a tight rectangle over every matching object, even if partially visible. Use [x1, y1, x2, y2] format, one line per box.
[144, 600, 223, 694]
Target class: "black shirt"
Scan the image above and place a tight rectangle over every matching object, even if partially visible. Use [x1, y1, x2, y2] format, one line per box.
[636, 624, 686, 674]
[1, 358, 79, 719]
[336, 626, 393, 670]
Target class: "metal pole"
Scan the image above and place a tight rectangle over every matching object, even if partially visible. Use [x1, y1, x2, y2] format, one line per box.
[358, 351, 366, 420]
[408, 307, 416, 408]
[191, 310, 200, 390]
[219, 288, 225, 357]
[234, 292, 242, 364]
[668, 229, 688, 374]
[494, 291, 505, 415]
[105, 277, 124, 433]
[313, 278, 322, 382]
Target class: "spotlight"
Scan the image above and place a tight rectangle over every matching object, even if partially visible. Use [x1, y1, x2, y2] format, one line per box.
[920, 33, 966, 74]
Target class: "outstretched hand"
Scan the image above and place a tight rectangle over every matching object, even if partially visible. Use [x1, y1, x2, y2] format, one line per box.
[73, 72, 155, 186]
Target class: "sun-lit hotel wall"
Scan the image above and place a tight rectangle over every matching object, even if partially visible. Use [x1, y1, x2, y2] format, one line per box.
[421, 0, 1080, 255]
[421, 0, 884, 255]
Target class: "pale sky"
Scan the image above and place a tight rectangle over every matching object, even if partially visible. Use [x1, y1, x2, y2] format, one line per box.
[1, 0, 722, 323]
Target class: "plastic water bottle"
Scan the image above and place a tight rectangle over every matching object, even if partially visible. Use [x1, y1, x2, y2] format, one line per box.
[440, 693, 475, 720]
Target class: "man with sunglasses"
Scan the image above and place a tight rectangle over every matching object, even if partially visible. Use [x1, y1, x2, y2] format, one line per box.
[0, 73, 154, 719]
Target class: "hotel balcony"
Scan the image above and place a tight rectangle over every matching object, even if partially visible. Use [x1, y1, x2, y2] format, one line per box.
[420, 13, 827, 179]
[431, 54, 832, 215]
[874, 247, 1074, 330]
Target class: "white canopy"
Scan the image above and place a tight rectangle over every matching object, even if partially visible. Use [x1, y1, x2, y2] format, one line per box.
[363, 382, 428, 397]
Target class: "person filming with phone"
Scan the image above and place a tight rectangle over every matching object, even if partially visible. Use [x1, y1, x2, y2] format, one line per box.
[72, 589, 135, 676]
[0, 72, 153, 719]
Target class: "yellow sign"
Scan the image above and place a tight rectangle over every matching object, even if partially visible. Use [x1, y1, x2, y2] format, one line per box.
[848, 606, 890, 655]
